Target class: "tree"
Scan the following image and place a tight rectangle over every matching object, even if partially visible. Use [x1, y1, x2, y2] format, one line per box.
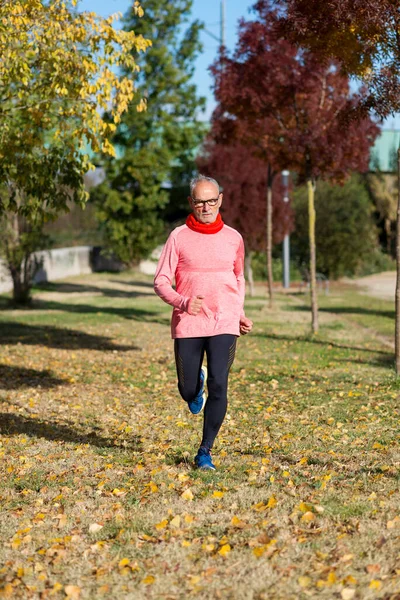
[91, 0, 206, 266]
[367, 172, 398, 255]
[0, 0, 150, 304]
[197, 139, 294, 296]
[292, 174, 379, 279]
[277, 0, 400, 369]
[211, 1, 378, 332]
[278, 0, 400, 117]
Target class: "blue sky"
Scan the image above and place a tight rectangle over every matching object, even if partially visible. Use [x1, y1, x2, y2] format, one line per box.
[79, 0, 255, 120]
[79, 0, 399, 128]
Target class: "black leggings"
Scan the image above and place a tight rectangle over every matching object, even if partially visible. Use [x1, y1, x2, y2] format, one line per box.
[174, 334, 237, 450]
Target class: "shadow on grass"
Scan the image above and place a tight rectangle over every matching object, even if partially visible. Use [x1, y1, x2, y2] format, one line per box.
[32, 281, 154, 299]
[0, 297, 170, 326]
[109, 279, 155, 289]
[0, 364, 66, 389]
[285, 303, 395, 320]
[253, 332, 392, 356]
[332, 355, 395, 369]
[0, 412, 142, 449]
[39, 298, 169, 323]
[0, 322, 140, 351]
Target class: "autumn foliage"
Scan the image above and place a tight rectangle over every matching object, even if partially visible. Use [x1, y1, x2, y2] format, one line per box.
[277, 0, 400, 117]
[208, 1, 378, 329]
[197, 140, 294, 254]
[0, 0, 150, 304]
[210, 3, 378, 184]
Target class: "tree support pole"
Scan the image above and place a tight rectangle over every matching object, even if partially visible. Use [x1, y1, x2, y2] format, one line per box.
[267, 165, 274, 307]
[308, 179, 318, 334]
[395, 147, 400, 373]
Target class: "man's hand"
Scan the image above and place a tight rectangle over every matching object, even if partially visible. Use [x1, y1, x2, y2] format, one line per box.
[188, 295, 205, 316]
[239, 316, 253, 335]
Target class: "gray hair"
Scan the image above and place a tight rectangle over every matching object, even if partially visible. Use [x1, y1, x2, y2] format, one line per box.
[190, 174, 220, 197]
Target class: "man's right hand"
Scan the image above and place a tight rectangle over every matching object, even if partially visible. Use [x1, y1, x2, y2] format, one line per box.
[188, 295, 204, 316]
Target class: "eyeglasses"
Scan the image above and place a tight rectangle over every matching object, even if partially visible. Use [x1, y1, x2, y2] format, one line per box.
[191, 197, 219, 208]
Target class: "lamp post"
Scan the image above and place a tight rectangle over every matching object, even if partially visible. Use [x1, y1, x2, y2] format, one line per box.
[282, 170, 290, 289]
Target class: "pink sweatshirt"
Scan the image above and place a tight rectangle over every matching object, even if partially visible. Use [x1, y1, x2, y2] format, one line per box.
[154, 223, 246, 338]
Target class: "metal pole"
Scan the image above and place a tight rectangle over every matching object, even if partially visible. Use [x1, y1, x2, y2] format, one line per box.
[282, 170, 290, 289]
[221, 0, 225, 47]
[283, 234, 290, 289]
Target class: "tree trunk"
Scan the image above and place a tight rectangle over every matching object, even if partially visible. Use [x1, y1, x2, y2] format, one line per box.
[395, 147, 400, 373]
[3, 213, 33, 306]
[307, 179, 319, 334]
[385, 217, 392, 255]
[266, 165, 273, 307]
[245, 251, 255, 297]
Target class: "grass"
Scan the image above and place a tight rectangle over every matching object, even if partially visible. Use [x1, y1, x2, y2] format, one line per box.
[0, 273, 400, 599]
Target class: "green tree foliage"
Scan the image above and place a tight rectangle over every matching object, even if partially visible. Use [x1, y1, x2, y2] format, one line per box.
[292, 175, 378, 279]
[367, 172, 398, 255]
[92, 0, 206, 265]
[0, 0, 149, 304]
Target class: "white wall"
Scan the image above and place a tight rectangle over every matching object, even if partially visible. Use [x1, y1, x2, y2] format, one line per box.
[0, 246, 92, 294]
[0, 245, 163, 293]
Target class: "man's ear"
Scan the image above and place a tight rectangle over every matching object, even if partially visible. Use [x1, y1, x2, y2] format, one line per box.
[219, 193, 223, 207]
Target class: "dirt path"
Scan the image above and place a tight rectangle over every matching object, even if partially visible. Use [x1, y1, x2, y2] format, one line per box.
[346, 270, 396, 301]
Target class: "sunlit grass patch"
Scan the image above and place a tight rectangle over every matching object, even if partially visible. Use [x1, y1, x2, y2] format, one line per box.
[1, 274, 399, 598]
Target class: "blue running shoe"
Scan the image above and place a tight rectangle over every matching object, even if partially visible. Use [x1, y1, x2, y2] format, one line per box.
[188, 365, 207, 415]
[194, 446, 216, 470]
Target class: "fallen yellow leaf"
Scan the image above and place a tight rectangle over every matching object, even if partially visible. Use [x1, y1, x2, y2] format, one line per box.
[202, 543, 215, 552]
[119, 558, 130, 568]
[253, 546, 267, 558]
[181, 489, 194, 501]
[0, 584, 13, 598]
[298, 576, 311, 588]
[341, 589, 356, 600]
[213, 491, 224, 498]
[184, 514, 194, 524]
[301, 511, 315, 523]
[298, 502, 313, 513]
[155, 519, 168, 530]
[326, 572, 336, 585]
[231, 515, 246, 528]
[170, 515, 181, 528]
[65, 585, 81, 599]
[218, 544, 231, 556]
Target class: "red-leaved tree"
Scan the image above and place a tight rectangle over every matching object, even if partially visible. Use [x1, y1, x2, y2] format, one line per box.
[197, 138, 294, 296]
[276, 0, 400, 368]
[210, 0, 378, 333]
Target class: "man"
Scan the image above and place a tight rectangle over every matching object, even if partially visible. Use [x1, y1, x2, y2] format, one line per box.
[154, 174, 253, 470]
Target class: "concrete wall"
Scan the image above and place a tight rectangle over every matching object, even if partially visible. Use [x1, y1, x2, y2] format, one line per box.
[0, 245, 162, 293]
[138, 246, 162, 276]
[0, 246, 92, 294]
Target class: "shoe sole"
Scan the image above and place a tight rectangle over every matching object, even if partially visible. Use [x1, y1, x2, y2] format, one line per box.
[188, 365, 208, 414]
[200, 365, 208, 411]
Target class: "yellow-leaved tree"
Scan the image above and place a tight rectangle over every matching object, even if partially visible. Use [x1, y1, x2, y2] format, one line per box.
[0, 0, 151, 304]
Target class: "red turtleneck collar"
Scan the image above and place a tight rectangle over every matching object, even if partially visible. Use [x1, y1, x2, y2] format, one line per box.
[186, 212, 224, 234]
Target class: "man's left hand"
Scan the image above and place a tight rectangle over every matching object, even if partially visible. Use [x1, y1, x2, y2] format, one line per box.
[239, 316, 253, 335]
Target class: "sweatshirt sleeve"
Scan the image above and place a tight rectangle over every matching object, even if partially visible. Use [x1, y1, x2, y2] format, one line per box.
[154, 231, 189, 312]
[234, 236, 246, 319]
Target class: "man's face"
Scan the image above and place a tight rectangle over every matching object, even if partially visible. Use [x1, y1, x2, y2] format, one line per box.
[188, 181, 222, 224]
